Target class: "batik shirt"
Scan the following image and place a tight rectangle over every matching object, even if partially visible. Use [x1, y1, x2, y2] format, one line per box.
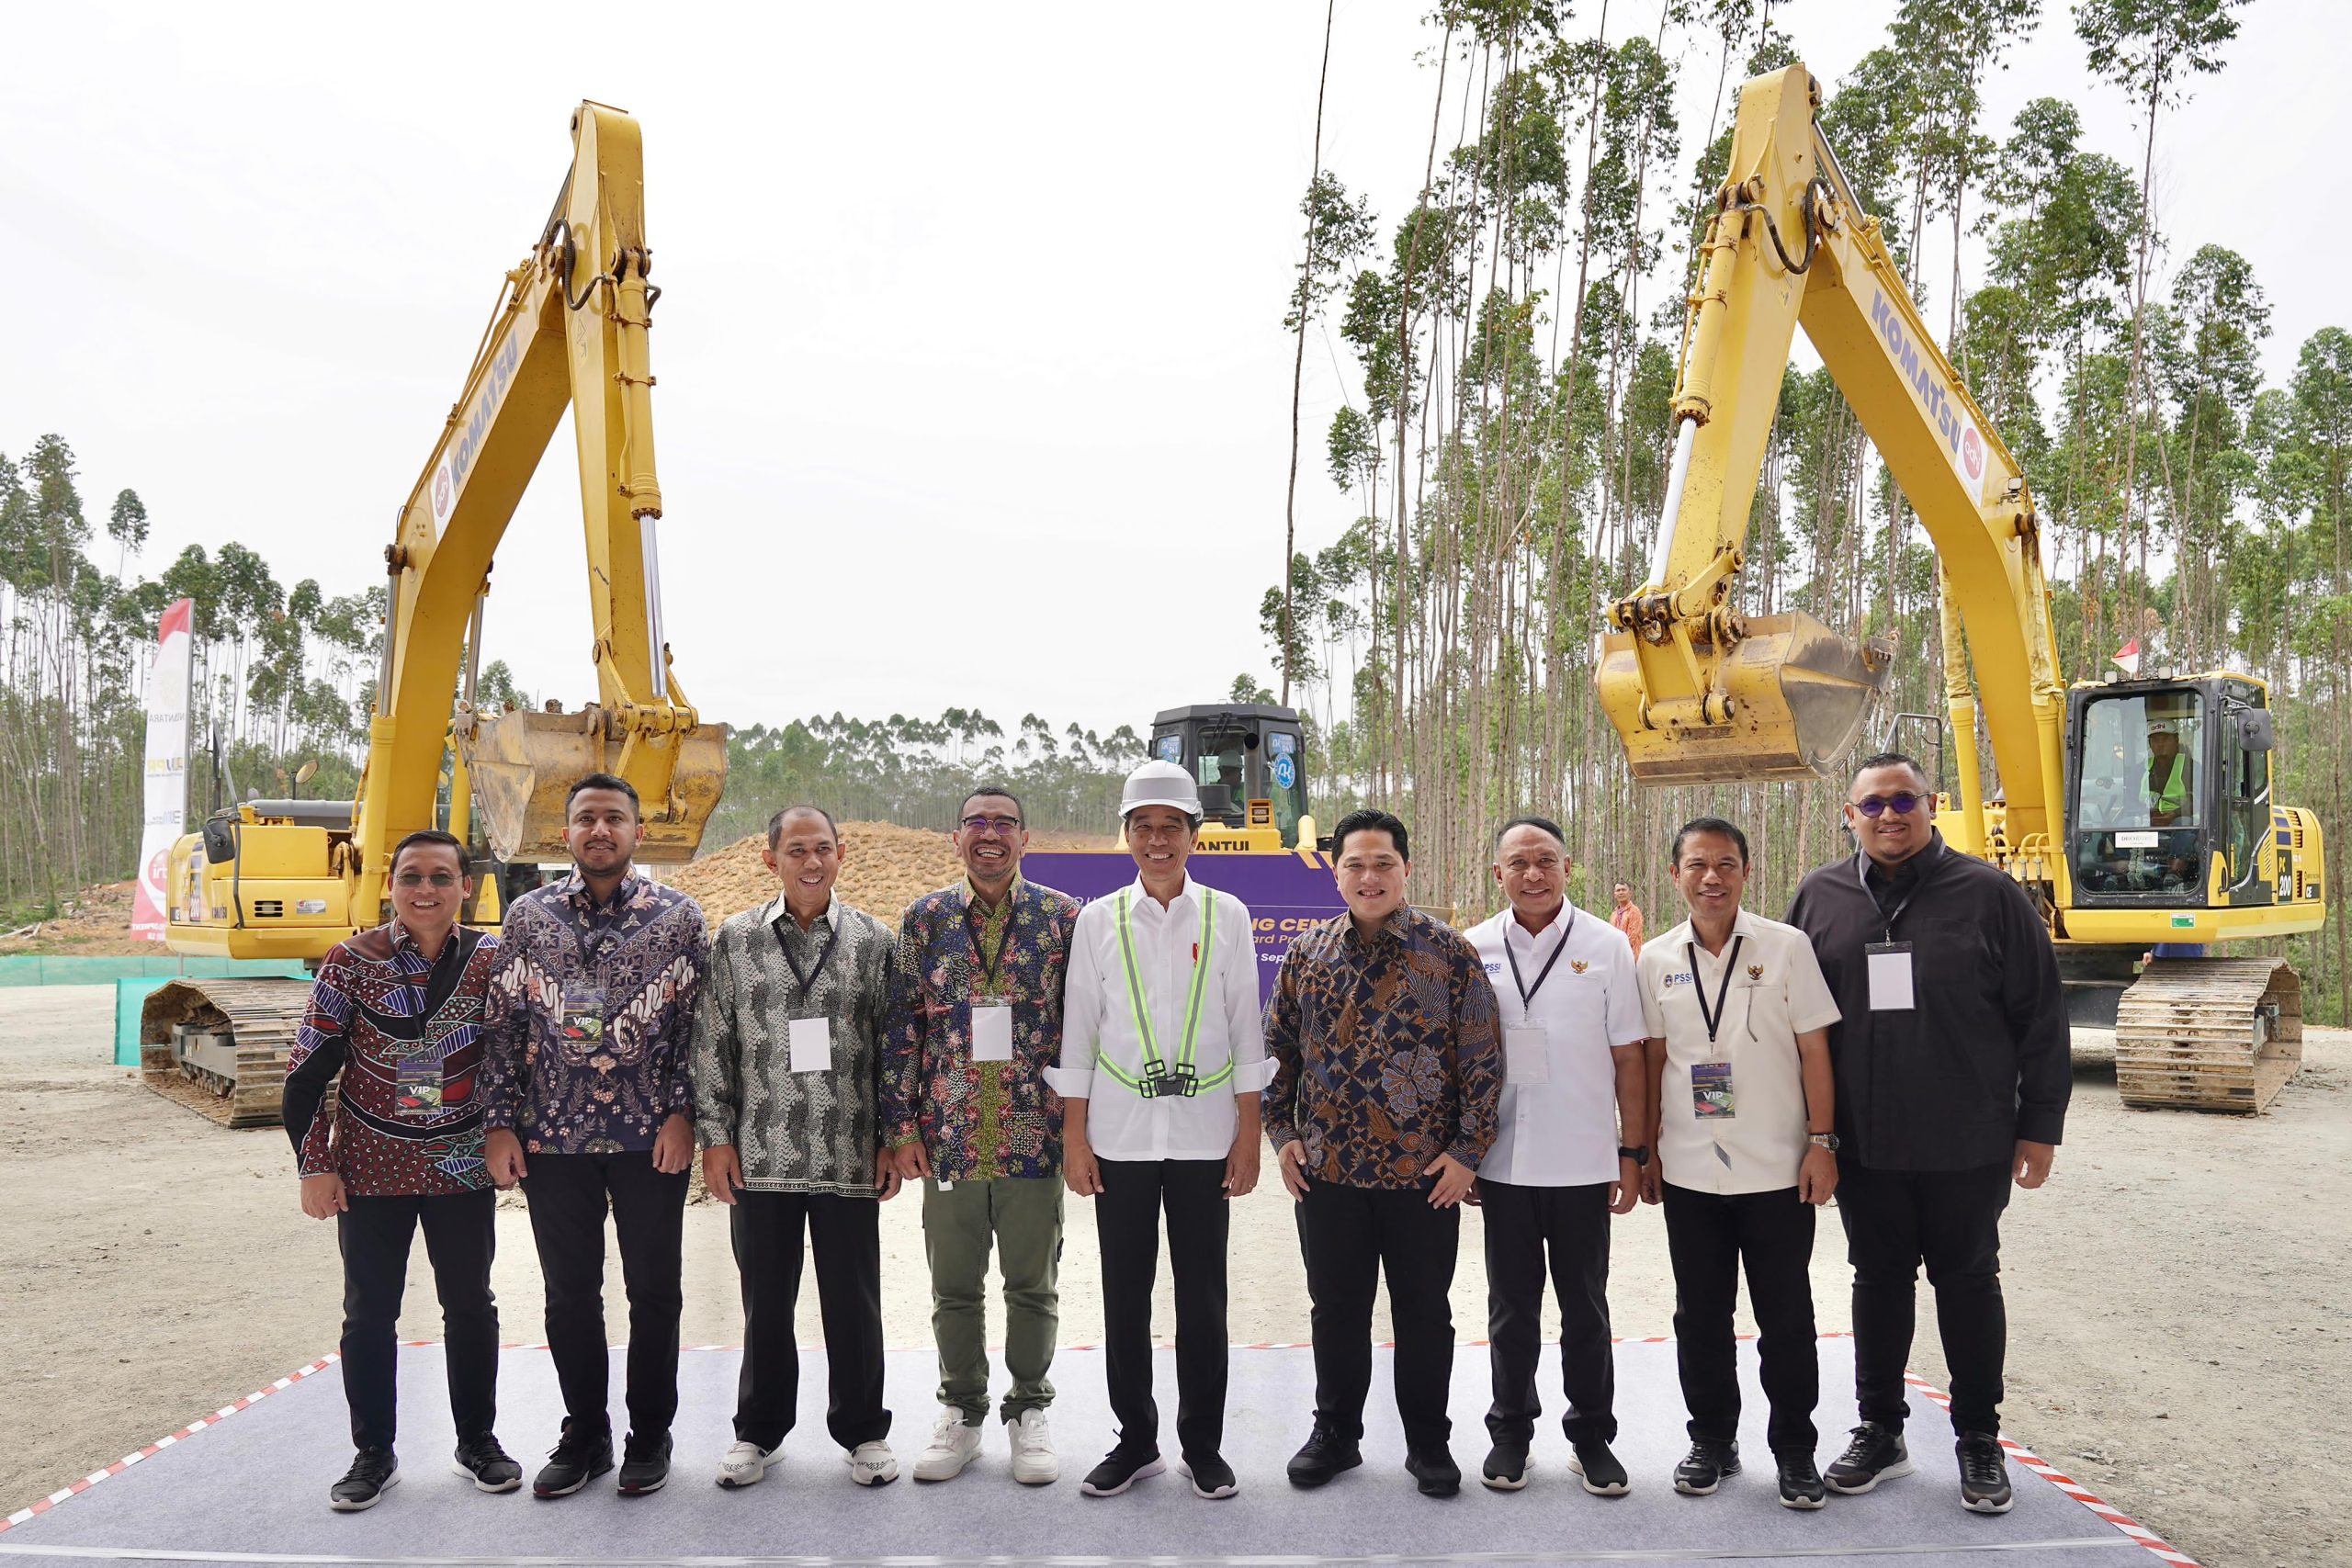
[1261, 906, 1504, 1190]
[880, 875, 1080, 1181]
[484, 870, 707, 1155]
[284, 921, 501, 1196]
[691, 891, 893, 1197]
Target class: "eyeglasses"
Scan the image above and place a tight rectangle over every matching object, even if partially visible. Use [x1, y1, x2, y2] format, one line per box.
[392, 871, 462, 889]
[960, 815, 1023, 835]
[1849, 793, 1924, 818]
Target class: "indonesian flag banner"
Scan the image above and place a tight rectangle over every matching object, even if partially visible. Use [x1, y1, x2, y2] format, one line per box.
[131, 599, 195, 939]
[2111, 637, 2142, 678]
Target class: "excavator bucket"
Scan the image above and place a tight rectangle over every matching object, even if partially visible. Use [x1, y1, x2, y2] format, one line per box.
[1596, 612, 1891, 785]
[459, 706, 729, 863]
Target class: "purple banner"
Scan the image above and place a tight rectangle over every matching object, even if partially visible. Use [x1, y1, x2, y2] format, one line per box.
[1021, 850, 1348, 1005]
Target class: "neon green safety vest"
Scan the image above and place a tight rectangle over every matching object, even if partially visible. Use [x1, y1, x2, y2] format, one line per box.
[1096, 888, 1229, 1098]
[2148, 752, 2188, 818]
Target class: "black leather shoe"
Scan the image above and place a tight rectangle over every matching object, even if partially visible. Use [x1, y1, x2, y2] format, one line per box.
[329, 1448, 399, 1512]
[452, 1436, 523, 1494]
[1957, 1433, 2014, 1515]
[1286, 1423, 1363, 1487]
[1481, 1434, 1531, 1491]
[1825, 1423, 1912, 1495]
[1673, 1440, 1740, 1496]
[1182, 1452, 1238, 1499]
[617, 1431, 673, 1495]
[1568, 1439, 1630, 1495]
[1405, 1446, 1461, 1497]
[1777, 1450, 1826, 1509]
[532, 1423, 614, 1499]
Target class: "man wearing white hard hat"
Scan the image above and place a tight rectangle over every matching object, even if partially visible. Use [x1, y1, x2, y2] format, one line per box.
[1046, 760, 1270, 1502]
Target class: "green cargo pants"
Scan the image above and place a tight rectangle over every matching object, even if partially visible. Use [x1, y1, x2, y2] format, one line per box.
[922, 1175, 1063, 1422]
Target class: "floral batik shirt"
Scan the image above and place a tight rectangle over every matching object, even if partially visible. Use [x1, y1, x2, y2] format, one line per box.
[880, 875, 1080, 1181]
[1261, 905, 1504, 1190]
[284, 921, 501, 1196]
[484, 870, 708, 1155]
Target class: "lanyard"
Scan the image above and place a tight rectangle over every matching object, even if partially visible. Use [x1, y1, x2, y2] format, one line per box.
[1855, 849, 1930, 943]
[1503, 908, 1573, 1015]
[1686, 934, 1745, 1046]
[968, 894, 1018, 992]
[773, 911, 840, 998]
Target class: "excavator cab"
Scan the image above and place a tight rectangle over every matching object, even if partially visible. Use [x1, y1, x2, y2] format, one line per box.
[2065, 677, 2284, 909]
[1148, 704, 1308, 851]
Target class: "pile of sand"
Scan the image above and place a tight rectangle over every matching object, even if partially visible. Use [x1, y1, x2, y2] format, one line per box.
[663, 820, 1115, 928]
[0, 880, 150, 957]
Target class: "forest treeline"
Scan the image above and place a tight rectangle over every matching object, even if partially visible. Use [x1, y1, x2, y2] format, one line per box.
[1258, 0, 2349, 1022]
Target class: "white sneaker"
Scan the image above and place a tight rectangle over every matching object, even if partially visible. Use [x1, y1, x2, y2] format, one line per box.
[847, 1439, 899, 1486]
[1009, 1409, 1058, 1485]
[716, 1439, 779, 1488]
[913, 1406, 983, 1482]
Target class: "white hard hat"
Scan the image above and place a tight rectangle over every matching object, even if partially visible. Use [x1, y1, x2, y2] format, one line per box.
[1120, 759, 1202, 819]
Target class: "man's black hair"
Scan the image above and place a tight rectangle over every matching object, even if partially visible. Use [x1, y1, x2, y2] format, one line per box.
[390, 828, 468, 875]
[1850, 751, 1931, 792]
[959, 784, 1024, 823]
[767, 804, 841, 847]
[1492, 814, 1566, 852]
[1332, 807, 1409, 863]
[1670, 816, 1751, 866]
[566, 772, 641, 817]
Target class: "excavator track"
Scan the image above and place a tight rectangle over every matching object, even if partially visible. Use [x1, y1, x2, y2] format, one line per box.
[138, 977, 313, 1129]
[2113, 956, 2302, 1114]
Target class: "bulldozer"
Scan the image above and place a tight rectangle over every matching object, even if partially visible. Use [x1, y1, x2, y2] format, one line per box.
[1594, 63, 2324, 1112]
[145, 102, 729, 1127]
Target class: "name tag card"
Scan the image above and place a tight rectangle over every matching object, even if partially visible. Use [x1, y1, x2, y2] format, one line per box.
[392, 1056, 443, 1118]
[1691, 1060, 1735, 1118]
[1503, 1024, 1551, 1085]
[971, 1003, 1014, 1062]
[789, 1017, 832, 1074]
[1866, 942, 1915, 1012]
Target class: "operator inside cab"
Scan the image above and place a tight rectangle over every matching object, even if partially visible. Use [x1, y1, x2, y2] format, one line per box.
[2143, 718, 2195, 829]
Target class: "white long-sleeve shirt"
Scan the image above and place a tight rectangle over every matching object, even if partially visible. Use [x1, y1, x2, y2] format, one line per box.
[1044, 875, 1271, 1161]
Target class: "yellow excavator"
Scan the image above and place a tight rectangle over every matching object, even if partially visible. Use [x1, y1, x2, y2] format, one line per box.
[144, 102, 729, 1126]
[1597, 63, 2325, 1112]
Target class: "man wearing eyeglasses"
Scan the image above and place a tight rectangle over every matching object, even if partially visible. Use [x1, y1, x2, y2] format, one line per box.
[285, 829, 520, 1512]
[1785, 753, 2069, 1517]
[881, 786, 1082, 1486]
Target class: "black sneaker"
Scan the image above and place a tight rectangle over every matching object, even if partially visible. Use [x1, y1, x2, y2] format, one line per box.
[1776, 1450, 1826, 1510]
[329, 1448, 399, 1512]
[533, 1423, 614, 1499]
[1672, 1441, 1740, 1496]
[1182, 1453, 1238, 1499]
[1405, 1446, 1461, 1497]
[1824, 1423, 1912, 1495]
[1080, 1447, 1165, 1496]
[1957, 1433, 2014, 1515]
[452, 1436, 523, 1494]
[1567, 1439, 1630, 1496]
[617, 1431, 673, 1495]
[1286, 1423, 1363, 1488]
[1481, 1433, 1531, 1491]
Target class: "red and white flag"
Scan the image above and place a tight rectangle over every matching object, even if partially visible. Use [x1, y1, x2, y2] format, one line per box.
[131, 599, 195, 939]
[2111, 637, 2141, 678]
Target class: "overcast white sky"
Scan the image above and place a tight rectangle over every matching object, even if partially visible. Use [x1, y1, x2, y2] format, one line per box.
[6, 1, 2333, 742]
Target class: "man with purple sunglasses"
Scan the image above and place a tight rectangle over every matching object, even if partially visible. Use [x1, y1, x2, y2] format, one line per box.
[1784, 752, 2069, 1519]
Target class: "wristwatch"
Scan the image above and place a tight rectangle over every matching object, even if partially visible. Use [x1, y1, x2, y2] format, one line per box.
[1617, 1144, 1650, 1168]
[1808, 1132, 1840, 1152]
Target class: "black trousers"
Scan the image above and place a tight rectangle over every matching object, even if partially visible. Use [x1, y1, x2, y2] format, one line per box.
[1096, 1157, 1229, 1461]
[522, 1150, 688, 1439]
[336, 1189, 498, 1453]
[1481, 1179, 1615, 1445]
[729, 1190, 890, 1451]
[1662, 1182, 1818, 1452]
[1295, 1179, 1459, 1450]
[1837, 1159, 2012, 1436]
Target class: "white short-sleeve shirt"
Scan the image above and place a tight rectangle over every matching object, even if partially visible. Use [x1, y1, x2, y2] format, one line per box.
[1466, 902, 1646, 1186]
[1637, 908, 1840, 1196]
[1044, 876, 1270, 1162]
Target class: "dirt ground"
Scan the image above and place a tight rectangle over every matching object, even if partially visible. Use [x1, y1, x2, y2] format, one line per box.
[2, 984, 2342, 1565]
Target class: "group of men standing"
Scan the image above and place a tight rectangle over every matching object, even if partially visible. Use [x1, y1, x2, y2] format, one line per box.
[286, 750, 2069, 1522]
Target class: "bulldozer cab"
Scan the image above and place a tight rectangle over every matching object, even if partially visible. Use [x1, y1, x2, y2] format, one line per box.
[1149, 704, 1307, 849]
[2065, 676, 2277, 908]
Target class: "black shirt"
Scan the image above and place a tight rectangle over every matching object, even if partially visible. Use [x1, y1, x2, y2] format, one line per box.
[1785, 833, 2070, 1171]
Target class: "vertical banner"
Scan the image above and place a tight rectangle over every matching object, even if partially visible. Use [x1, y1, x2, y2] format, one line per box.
[131, 599, 196, 939]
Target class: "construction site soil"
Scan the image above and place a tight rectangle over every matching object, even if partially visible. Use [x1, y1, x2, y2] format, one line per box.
[5, 988, 2344, 1565]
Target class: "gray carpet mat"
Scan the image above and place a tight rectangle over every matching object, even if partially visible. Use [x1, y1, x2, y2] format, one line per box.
[0, 1340, 2173, 1565]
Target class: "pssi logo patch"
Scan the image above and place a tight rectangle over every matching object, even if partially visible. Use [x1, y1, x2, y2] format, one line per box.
[1664, 972, 1694, 987]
